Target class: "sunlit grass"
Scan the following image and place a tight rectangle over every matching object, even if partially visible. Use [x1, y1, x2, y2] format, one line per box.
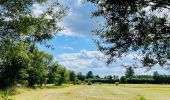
[1, 84, 170, 100]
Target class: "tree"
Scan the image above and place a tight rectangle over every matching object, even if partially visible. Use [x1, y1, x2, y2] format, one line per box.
[86, 71, 93, 79]
[55, 65, 69, 85]
[27, 46, 53, 87]
[125, 66, 135, 78]
[77, 72, 85, 81]
[94, 75, 100, 79]
[120, 76, 126, 83]
[69, 71, 77, 84]
[87, 0, 170, 67]
[0, 0, 67, 88]
[153, 71, 160, 83]
[106, 75, 112, 80]
[48, 64, 69, 85]
[0, 43, 30, 88]
[0, 0, 67, 43]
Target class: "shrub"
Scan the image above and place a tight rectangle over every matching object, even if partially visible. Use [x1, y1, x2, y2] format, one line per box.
[82, 81, 86, 85]
[139, 96, 146, 100]
[87, 81, 92, 85]
[120, 76, 126, 83]
[76, 80, 82, 85]
[87, 79, 119, 84]
[115, 82, 119, 86]
[126, 78, 154, 84]
[1, 90, 14, 100]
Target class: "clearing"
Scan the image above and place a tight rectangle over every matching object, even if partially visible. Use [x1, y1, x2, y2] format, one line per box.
[3, 84, 170, 100]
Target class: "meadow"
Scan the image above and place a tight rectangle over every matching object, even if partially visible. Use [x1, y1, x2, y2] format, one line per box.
[1, 84, 170, 100]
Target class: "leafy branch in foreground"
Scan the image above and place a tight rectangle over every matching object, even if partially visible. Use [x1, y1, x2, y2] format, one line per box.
[87, 0, 170, 68]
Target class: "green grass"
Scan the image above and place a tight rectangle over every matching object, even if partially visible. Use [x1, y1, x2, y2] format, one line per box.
[1, 84, 170, 100]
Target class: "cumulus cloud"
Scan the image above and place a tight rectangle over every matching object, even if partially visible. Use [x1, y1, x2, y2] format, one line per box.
[31, 0, 102, 36]
[57, 21, 82, 36]
[76, 0, 84, 6]
[58, 50, 133, 76]
[59, 49, 105, 61]
[57, 0, 102, 36]
[57, 50, 168, 76]
[58, 50, 107, 72]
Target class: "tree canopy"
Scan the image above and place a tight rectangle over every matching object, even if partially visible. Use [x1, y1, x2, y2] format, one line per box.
[87, 0, 170, 68]
[86, 71, 93, 79]
[0, 0, 67, 88]
[125, 66, 135, 78]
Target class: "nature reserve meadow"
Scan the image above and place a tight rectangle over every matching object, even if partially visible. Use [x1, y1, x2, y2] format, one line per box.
[1, 84, 170, 100]
[0, 0, 170, 100]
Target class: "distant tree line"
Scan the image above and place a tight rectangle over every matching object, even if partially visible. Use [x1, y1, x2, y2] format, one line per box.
[82, 67, 170, 84]
[120, 67, 170, 84]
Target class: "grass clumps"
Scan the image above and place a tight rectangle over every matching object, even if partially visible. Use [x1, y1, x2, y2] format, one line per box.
[0, 88, 15, 100]
[139, 96, 146, 100]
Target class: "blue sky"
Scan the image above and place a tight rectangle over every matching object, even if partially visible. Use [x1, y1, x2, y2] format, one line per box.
[37, 0, 169, 77]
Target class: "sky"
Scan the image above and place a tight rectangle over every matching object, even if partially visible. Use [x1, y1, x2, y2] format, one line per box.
[37, 0, 169, 77]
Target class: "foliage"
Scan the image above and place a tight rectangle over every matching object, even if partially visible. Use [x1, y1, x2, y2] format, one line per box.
[87, 81, 92, 85]
[153, 71, 159, 83]
[0, 0, 67, 43]
[126, 78, 155, 84]
[87, 0, 170, 67]
[125, 66, 135, 78]
[0, 88, 15, 100]
[0, 0, 67, 88]
[77, 72, 86, 81]
[120, 76, 126, 83]
[121, 71, 170, 84]
[76, 79, 82, 85]
[139, 96, 146, 100]
[69, 71, 77, 84]
[88, 78, 119, 84]
[1, 92, 13, 100]
[115, 82, 119, 86]
[86, 71, 93, 79]
[0, 43, 31, 88]
[48, 64, 69, 86]
[27, 46, 52, 87]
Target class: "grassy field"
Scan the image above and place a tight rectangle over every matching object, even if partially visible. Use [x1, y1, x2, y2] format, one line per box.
[1, 84, 170, 100]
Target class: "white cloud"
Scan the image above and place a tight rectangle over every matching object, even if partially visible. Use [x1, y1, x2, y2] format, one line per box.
[57, 0, 102, 37]
[57, 50, 132, 76]
[57, 22, 80, 36]
[32, 4, 43, 17]
[58, 50, 107, 73]
[76, 0, 83, 6]
[59, 49, 104, 61]
[57, 50, 168, 76]
[30, 0, 103, 37]
[63, 46, 74, 50]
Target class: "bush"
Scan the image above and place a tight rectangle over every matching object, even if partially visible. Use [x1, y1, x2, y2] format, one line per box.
[1, 90, 14, 100]
[87, 81, 92, 85]
[120, 76, 126, 83]
[82, 81, 86, 85]
[87, 79, 119, 84]
[115, 82, 119, 86]
[139, 96, 146, 100]
[76, 80, 82, 85]
[126, 78, 154, 84]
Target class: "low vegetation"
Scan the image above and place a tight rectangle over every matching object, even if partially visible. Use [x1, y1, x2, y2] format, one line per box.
[1, 84, 170, 100]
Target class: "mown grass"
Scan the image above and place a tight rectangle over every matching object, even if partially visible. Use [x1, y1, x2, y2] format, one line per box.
[1, 84, 170, 100]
